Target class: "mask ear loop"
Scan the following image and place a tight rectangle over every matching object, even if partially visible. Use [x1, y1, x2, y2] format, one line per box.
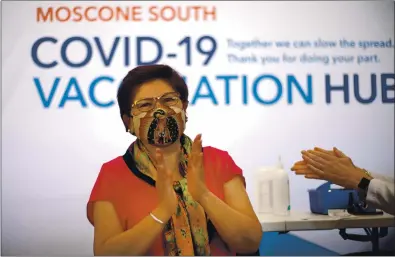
[128, 127, 135, 135]
[126, 113, 136, 135]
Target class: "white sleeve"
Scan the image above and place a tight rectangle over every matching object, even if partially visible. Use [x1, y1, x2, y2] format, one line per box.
[366, 178, 395, 215]
[369, 172, 394, 183]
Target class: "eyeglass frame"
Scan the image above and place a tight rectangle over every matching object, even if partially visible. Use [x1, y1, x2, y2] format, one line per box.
[129, 92, 182, 116]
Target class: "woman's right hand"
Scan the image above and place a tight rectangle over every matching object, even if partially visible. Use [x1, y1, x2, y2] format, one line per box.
[154, 148, 178, 219]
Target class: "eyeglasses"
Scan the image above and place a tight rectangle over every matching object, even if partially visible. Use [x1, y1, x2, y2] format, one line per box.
[131, 92, 181, 113]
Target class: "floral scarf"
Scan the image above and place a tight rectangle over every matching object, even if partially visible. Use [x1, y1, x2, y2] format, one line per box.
[130, 135, 211, 256]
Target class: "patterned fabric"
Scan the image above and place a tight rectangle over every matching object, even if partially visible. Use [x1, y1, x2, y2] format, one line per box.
[130, 135, 211, 256]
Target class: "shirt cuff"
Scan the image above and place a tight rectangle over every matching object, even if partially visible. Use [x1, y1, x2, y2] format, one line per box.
[366, 178, 379, 207]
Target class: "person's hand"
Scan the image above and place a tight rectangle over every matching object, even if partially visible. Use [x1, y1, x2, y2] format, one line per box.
[187, 134, 209, 203]
[300, 147, 369, 189]
[291, 160, 318, 179]
[155, 148, 178, 217]
[291, 147, 350, 179]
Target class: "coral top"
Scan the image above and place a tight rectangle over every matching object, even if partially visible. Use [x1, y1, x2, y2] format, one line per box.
[87, 146, 244, 256]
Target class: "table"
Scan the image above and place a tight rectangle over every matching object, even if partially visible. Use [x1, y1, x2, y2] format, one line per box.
[258, 210, 395, 253]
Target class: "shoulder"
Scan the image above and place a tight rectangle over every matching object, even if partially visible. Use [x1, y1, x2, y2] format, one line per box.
[203, 146, 243, 181]
[203, 146, 238, 165]
[94, 156, 126, 185]
[100, 156, 125, 174]
[101, 156, 125, 169]
[203, 146, 229, 159]
[203, 146, 233, 167]
[88, 156, 125, 223]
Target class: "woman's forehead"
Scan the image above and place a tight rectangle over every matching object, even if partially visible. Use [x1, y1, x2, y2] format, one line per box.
[134, 79, 175, 100]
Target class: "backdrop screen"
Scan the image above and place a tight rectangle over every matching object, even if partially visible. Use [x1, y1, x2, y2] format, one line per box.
[1, 1, 394, 255]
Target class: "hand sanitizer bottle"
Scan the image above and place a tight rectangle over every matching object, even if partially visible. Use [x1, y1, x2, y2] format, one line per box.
[272, 156, 291, 216]
[254, 165, 276, 214]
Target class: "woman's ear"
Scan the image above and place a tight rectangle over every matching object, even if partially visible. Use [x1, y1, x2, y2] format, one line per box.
[182, 101, 189, 111]
[122, 114, 131, 132]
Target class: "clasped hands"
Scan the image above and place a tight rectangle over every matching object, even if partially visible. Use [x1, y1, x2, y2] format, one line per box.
[155, 134, 209, 216]
[291, 147, 371, 189]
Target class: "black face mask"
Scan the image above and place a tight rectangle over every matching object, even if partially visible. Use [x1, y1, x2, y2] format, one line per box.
[131, 106, 186, 147]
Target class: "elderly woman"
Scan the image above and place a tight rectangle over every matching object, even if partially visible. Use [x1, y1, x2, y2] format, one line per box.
[87, 64, 262, 256]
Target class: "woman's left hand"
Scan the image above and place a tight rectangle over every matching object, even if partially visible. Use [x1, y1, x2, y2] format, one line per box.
[187, 134, 209, 202]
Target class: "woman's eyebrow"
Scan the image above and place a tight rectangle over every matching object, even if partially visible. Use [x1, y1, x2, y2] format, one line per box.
[135, 92, 178, 101]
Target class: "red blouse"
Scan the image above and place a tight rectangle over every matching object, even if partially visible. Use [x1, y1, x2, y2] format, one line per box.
[87, 146, 244, 256]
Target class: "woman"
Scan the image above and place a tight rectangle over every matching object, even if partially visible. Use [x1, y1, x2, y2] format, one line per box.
[86, 64, 262, 256]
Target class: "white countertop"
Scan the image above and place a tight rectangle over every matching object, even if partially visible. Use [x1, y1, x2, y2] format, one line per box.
[258, 210, 395, 232]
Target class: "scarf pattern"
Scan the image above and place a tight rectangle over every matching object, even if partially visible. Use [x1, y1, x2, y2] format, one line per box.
[130, 135, 210, 256]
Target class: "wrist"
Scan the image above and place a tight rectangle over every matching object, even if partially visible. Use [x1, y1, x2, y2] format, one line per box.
[356, 176, 372, 202]
[361, 168, 373, 180]
[196, 189, 211, 205]
[153, 205, 173, 223]
[350, 168, 371, 189]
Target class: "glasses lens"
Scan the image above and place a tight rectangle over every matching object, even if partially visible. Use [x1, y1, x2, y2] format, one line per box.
[160, 93, 179, 106]
[134, 93, 180, 112]
[135, 99, 155, 112]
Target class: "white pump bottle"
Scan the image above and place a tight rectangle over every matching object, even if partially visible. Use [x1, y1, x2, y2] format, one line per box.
[254, 156, 290, 216]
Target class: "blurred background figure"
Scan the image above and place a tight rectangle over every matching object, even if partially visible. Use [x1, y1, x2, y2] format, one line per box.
[292, 147, 395, 215]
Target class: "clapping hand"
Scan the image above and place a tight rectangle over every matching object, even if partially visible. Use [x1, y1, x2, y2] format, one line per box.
[291, 147, 338, 179]
[187, 134, 209, 202]
[155, 148, 178, 216]
[291, 147, 369, 189]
